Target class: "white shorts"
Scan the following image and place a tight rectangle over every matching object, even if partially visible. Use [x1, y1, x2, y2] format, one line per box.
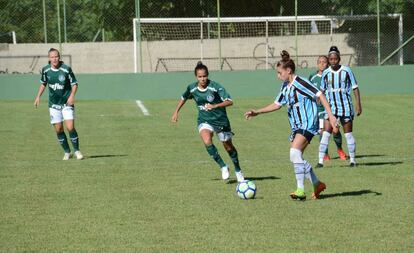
[49, 105, 75, 124]
[198, 123, 233, 142]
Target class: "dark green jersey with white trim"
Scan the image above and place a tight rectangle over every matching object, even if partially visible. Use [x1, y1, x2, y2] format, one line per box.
[181, 80, 232, 131]
[40, 63, 78, 108]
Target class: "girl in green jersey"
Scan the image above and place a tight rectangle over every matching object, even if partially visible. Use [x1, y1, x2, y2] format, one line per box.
[34, 48, 83, 160]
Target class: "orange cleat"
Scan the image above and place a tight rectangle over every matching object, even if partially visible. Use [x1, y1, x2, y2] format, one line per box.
[323, 154, 331, 161]
[337, 149, 347, 160]
[312, 181, 327, 200]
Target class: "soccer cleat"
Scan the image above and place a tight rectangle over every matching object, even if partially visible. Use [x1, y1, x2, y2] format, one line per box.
[62, 153, 72, 160]
[220, 165, 230, 180]
[312, 181, 327, 200]
[323, 154, 331, 161]
[337, 149, 347, 160]
[315, 163, 324, 168]
[290, 189, 306, 201]
[235, 170, 245, 182]
[350, 162, 357, 167]
[74, 150, 84, 160]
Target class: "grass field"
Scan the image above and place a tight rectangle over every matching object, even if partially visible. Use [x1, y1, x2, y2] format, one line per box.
[1, 94, 414, 252]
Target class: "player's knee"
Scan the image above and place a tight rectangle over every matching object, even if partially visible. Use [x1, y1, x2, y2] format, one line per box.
[344, 132, 355, 144]
[290, 148, 303, 163]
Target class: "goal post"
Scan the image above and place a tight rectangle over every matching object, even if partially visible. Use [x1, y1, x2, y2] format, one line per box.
[133, 14, 403, 72]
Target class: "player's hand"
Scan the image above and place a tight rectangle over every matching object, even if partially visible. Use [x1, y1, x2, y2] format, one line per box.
[171, 113, 178, 123]
[244, 110, 259, 120]
[34, 97, 40, 108]
[205, 103, 216, 110]
[67, 97, 75, 106]
[356, 106, 362, 116]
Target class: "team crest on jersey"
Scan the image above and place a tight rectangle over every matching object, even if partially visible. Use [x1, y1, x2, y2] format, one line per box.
[206, 94, 214, 102]
[58, 74, 65, 82]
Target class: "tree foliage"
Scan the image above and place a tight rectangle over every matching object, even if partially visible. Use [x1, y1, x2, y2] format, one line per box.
[0, 0, 412, 43]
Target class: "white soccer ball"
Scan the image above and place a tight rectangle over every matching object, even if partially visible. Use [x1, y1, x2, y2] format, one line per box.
[236, 180, 257, 200]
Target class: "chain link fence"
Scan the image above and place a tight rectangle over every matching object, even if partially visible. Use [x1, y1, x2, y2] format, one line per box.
[0, 0, 413, 73]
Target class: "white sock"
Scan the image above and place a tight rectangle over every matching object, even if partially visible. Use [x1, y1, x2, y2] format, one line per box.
[319, 131, 331, 163]
[345, 132, 356, 163]
[290, 148, 305, 190]
[304, 161, 319, 185]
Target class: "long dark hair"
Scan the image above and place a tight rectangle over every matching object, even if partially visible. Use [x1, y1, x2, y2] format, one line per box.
[194, 61, 209, 76]
[276, 50, 295, 73]
[48, 48, 64, 65]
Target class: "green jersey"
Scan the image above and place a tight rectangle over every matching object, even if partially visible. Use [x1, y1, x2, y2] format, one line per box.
[181, 80, 232, 131]
[309, 71, 325, 113]
[40, 63, 78, 109]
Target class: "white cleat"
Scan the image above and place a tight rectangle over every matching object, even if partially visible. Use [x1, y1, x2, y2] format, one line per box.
[235, 171, 245, 182]
[74, 151, 84, 160]
[221, 165, 230, 180]
[62, 153, 72, 160]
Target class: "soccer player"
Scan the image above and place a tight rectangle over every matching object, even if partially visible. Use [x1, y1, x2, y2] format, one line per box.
[171, 62, 245, 182]
[244, 50, 338, 200]
[317, 46, 362, 167]
[34, 48, 83, 160]
[309, 55, 347, 162]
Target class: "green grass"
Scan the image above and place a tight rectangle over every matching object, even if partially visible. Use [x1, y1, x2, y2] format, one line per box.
[1, 95, 414, 252]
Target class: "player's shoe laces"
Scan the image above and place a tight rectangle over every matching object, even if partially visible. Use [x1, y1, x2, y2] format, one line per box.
[312, 181, 327, 200]
[323, 154, 331, 161]
[235, 170, 245, 182]
[221, 165, 230, 180]
[337, 149, 347, 160]
[62, 153, 72, 160]
[290, 188, 306, 201]
[74, 150, 84, 160]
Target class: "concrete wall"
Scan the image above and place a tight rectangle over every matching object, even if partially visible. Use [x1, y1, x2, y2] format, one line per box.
[0, 32, 408, 74]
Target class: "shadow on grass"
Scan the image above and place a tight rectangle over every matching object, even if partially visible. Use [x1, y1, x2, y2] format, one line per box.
[331, 154, 385, 160]
[86, 154, 128, 159]
[320, 189, 382, 199]
[339, 161, 403, 167]
[225, 176, 281, 184]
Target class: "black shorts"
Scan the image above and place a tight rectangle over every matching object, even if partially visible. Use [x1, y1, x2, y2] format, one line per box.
[289, 129, 315, 143]
[335, 115, 354, 125]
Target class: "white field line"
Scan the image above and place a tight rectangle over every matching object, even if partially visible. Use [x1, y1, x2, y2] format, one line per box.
[135, 100, 150, 116]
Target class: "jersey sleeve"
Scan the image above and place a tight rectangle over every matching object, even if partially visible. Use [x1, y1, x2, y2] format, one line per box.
[294, 77, 321, 99]
[181, 85, 192, 100]
[347, 68, 358, 89]
[274, 83, 287, 106]
[216, 84, 232, 101]
[40, 68, 47, 84]
[68, 67, 78, 86]
[320, 72, 327, 91]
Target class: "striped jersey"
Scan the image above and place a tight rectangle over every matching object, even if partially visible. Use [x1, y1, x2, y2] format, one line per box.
[181, 80, 232, 131]
[320, 65, 358, 117]
[40, 63, 78, 109]
[275, 76, 321, 135]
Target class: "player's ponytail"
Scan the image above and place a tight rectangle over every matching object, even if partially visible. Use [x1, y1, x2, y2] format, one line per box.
[48, 48, 64, 65]
[277, 50, 295, 73]
[194, 61, 209, 76]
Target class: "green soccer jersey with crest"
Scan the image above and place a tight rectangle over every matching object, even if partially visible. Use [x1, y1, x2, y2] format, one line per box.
[40, 63, 78, 109]
[181, 80, 232, 132]
[309, 71, 325, 114]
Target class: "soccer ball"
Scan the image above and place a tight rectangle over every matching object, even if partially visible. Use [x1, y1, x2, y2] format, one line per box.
[236, 180, 257, 200]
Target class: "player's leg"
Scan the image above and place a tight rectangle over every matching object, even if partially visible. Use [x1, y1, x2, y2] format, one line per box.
[319, 114, 330, 161]
[342, 119, 356, 167]
[333, 131, 347, 160]
[221, 137, 244, 182]
[63, 105, 83, 160]
[199, 124, 228, 179]
[317, 119, 333, 167]
[50, 108, 71, 160]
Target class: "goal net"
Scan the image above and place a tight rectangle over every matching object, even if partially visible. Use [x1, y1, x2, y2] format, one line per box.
[133, 15, 403, 72]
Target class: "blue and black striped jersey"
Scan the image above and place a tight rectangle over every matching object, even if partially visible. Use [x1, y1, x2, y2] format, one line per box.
[320, 65, 358, 117]
[275, 76, 321, 135]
